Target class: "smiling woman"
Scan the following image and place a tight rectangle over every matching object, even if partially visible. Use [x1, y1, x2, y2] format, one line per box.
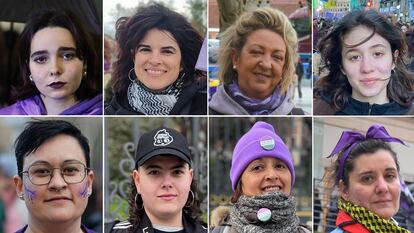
[209, 7, 305, 115]
[314, 10, 414, 115]
[210, 121, 310, 233]
[0, 9, 102, 115]
[105, 3, 207, 115]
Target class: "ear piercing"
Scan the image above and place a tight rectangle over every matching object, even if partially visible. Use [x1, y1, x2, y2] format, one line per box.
[18, 193, 24, 200]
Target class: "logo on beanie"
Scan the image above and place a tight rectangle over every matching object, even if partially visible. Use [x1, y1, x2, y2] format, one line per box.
[154, 129, 173, 146]
[260, 136, 275, 150]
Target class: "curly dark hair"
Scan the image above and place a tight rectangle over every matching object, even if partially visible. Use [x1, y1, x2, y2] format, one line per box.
[315, 10, 414, 111]
[109, 3, 204, 94]
[12, 9, 101, 102]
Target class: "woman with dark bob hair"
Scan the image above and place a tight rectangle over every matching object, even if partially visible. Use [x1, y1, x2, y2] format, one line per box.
[0, 9, 102, 115]
[209, 7, 305, 115]
[13, 120, 95, 233]
[324, 124, 410, 232]
[105, 3, 207, 115]
[314, 10, 414, 115]
[106, 127, 207, 233]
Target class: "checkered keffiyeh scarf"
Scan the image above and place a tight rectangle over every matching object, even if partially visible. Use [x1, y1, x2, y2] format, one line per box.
[127, 75, 184, 115]
[338, 198, 410, 233]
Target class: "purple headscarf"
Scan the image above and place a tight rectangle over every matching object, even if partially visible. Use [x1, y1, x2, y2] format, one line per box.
[327, 124, 406, 181]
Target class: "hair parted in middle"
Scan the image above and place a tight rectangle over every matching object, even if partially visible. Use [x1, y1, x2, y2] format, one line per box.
[218, 7, 298, 94]
[110, 3, 204, 94]
[315, 10, 414, 111]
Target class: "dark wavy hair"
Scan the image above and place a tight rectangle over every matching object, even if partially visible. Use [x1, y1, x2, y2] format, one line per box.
[315, 10, 414, 111]
[13, 9, 101, 101]
[127, 174, 202, 232]
[109, 3, 204, 93]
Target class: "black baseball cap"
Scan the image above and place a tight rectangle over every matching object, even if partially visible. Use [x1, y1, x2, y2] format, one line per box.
[135, 127, 192, 168]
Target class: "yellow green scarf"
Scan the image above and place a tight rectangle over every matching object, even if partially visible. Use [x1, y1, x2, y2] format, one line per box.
[338, 198, 410, 233]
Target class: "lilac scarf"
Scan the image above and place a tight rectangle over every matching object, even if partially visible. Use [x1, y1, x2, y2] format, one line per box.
[0, 94, 102, 115]
[227, 81, 286, 115]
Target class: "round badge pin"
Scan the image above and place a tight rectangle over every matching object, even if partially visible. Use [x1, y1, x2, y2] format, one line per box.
[260, 136, 275, 150]
[257, 208, 271, 222]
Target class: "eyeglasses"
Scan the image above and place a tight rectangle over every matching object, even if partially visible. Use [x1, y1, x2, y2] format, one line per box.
[20, 161, 89, 185]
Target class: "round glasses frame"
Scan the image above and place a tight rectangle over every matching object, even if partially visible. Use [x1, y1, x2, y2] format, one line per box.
[20, 162, 90, 186]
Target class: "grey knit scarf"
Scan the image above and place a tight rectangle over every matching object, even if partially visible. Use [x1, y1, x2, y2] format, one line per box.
[230, 192, 300, 233]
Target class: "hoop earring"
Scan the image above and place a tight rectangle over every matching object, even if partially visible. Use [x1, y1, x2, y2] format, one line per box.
[128, 68, 136, 82]
[83, 70, 87, 78]
[178, 72, 185, 81]
[135, 193, 144, 210]
[185, 190, 195, 207]
[391, 68, 395, 75]
[18, 193, 24, 200]
[29, 74, 34, 83]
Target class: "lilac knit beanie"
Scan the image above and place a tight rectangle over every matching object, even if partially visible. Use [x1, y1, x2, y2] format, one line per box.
[230, 121, 295, 191]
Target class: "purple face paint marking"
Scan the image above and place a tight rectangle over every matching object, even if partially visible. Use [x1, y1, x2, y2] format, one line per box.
[79, 181, 88, 198]
[24, 184, 36, 202]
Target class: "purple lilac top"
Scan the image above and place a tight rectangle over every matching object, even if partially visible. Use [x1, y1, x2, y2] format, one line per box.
[15, 224, 96, 233]
[0, 94, 102, 115]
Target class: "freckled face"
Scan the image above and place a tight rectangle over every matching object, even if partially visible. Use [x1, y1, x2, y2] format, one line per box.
[340, 149, 401, 219]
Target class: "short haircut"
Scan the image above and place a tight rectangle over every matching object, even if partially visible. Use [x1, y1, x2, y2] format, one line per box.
[15, 120, 90, 176]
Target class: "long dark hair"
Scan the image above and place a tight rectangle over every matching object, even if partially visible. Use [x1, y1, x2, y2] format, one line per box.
[127, 175, 202, 232]
[315, 10, 414, 111]
[110, 3, 204, 93]
[13, 9, 100, 101]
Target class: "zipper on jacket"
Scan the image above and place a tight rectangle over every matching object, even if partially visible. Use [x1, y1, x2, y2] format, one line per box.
[368, 104, 372, 115]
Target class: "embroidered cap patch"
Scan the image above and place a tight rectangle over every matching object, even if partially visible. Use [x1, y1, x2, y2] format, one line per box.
[260, 136, 275, 150]
[153, 129, 173, 146]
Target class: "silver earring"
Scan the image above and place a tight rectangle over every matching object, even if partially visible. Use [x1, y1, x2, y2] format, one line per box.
[128, 68, 136, 82]
[83, 70, 87, 78]
[232, 65, 236, 69]
[18, 194, 24, 200]
[29, 74, 34, 83]
[391, 68, 395, 75]
[185, 190, 195, 207]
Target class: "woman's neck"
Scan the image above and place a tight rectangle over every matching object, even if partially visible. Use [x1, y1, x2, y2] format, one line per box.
[40, 95, 78, 115]
[25, 218, 83, 233]
[352, 88, 389, 105]
[145, 208, 183, 228]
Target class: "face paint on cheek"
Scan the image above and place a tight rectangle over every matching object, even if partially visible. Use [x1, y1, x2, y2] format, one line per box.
[24, 184, 36, 202]
[79, 181, 88, 198]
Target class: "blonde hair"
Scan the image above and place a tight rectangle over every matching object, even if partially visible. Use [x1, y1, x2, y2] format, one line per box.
[218, 7, 298, 94]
